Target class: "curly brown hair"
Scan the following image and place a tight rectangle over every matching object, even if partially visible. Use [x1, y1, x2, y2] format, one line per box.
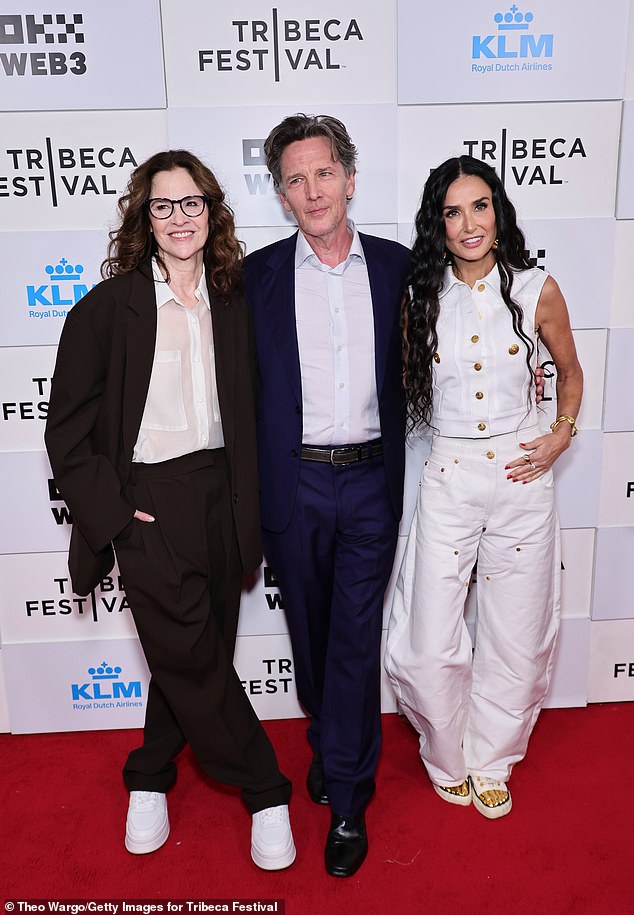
[101, 149, 243, 295]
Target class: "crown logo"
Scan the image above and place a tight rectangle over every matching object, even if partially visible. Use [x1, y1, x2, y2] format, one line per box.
[45, 258, 85, 282]
[87, 662, 122, 681]
[495, 6, 534, 30]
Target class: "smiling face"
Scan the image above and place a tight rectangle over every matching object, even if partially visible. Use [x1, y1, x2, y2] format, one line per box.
[443, 174, 498, 281]
[148, 166, 209, 272]
[278, 136, 355, 250]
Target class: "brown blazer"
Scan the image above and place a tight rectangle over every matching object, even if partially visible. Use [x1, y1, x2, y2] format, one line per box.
[45, 262, 262, 595]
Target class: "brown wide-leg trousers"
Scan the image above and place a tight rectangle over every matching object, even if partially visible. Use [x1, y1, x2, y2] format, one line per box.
[114, 448, 291, 813]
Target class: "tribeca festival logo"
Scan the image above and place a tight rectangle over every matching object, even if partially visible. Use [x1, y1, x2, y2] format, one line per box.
[71, 661, 143, 711]
[0, 142, 138, 205]
[198, 10, 363, 80]
[0, 12, 86, 77]
[472, 5, 554, 74]
[26, 256, 96, 320]
[462, 128, 586, 187]
[25, 568, 130, 623]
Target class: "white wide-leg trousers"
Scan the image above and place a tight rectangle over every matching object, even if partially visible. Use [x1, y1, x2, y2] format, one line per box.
[385, 427, 560, 785]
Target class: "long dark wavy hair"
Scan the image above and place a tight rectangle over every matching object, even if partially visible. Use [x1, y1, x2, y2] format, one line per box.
[403, 155, 534, 431]
[101, 149, 243, 295]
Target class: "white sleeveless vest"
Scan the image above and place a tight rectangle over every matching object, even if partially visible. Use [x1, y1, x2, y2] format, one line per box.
[431, 263, 547, 438]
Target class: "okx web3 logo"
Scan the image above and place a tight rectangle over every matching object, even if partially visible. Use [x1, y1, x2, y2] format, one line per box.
[0, 12, 86, 77]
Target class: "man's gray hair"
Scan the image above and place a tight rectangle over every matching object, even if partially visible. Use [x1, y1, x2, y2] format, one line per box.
[263, 113, 358, 190]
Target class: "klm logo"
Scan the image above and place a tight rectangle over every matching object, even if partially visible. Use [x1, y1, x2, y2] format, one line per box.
[473, 5, 553, 61]
[242, 139, 274, 196]
[26, 257, 95, 319]
[71, 662, 142, 704]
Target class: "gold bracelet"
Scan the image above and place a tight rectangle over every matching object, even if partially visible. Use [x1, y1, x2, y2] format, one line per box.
[550, 414, 578, 437]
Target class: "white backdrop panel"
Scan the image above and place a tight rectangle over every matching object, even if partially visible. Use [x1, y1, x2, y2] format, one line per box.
[0, 229, 106, 347]
[161, 0, 396, 108]
[233, 632, 305, 721]
[397, 102, 621, 223]
[617, 101, 634, 217]
[519, 218, 614, 330]
[542, 618, 591, 709]
[588, 619, 634, 702]
[551, 430, 603, 529]
[627, 0, 634, 99]
[0, 1, 166, 112]
[3, 637, 149, 734]
[603, 328, 634, 430]
[610, 219, 634, 327]
[0, 450, 70, 554]
[592, 527, 634, 620]
[0, 110, 168, 231]
[237, 563, 290, 638]
[598, 431, 634, 526]
[560, 528, 595, 620]
[0, 552, 134, 644]
[167, 104, 398, 229]
[0, 345, 54, 452]
[0, 651, 10, 732]
[398, 0, 630, 105]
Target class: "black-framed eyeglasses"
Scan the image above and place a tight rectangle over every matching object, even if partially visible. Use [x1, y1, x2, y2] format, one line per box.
[146, 195, 209, 219]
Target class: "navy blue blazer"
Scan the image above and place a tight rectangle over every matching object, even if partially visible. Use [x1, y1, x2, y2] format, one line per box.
[243, 230, 411, 533]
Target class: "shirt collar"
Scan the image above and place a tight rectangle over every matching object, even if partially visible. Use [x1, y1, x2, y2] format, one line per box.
[439, 261, 499, 299]
[295, 220, 365, 271]
[152, 257, 210, 310]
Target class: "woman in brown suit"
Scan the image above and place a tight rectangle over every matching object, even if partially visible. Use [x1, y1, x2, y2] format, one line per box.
[45, 150, 295, 869]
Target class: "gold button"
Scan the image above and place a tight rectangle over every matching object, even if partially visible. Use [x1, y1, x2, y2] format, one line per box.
[475, 391, 484, 400]
[433, 353, 440, 363]
[477, 283, 485, 292]
[486, 451, 495, 459]
[509, 343, 519, 355]
[477, 423, 486, 431]
[454, 550, 459, 555]
[440, 467, 445, 472]
[471, 334, 479, 343]
[454, 458, 459, 464]
[474, 362, 482, 371]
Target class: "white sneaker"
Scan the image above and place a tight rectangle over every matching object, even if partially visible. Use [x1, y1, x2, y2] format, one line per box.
[125, 791, 170, 854]
[251, 804, 296, 870]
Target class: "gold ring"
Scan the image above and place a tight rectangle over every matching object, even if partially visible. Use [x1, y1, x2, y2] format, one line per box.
[523, 454, 531, 464]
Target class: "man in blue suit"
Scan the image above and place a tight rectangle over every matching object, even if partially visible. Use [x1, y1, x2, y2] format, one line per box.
[243, 114, 410, 877]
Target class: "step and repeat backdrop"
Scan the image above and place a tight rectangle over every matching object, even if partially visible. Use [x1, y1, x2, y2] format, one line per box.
[1, 0, 634, 734]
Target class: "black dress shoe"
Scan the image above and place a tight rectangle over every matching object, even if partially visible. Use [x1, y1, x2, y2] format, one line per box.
[306, 752, 329, 805]
[324, 813, 368, 878]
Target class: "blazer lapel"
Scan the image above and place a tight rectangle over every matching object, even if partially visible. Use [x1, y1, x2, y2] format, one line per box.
[361, 234, 392, 396]
[122, 267, 157, 464]
[261, 234, 302, 402]
[209, 289, 235, 452]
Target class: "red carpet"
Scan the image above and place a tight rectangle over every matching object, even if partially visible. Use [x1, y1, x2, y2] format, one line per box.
[2, 705, 633, 914]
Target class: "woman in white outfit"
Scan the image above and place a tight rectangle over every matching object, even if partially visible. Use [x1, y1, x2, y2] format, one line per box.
[385, 156, 583, 818]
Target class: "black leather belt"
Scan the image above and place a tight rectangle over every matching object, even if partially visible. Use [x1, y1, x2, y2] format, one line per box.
[300, 439, 383, 466]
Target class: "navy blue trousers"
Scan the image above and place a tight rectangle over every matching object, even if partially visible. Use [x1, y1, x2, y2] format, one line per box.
[263, 455, 399, 817]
